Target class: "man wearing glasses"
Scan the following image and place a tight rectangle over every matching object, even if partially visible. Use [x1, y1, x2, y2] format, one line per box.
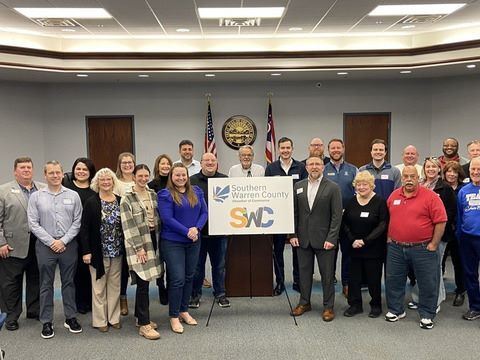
[228, 145, 265, 177]
[302, 138, 330, 165]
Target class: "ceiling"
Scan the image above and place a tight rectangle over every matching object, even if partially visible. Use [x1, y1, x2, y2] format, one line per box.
[1, 0, 480, 82]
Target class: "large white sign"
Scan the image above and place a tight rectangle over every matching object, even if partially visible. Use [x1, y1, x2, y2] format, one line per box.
[208, 177, 294, 235]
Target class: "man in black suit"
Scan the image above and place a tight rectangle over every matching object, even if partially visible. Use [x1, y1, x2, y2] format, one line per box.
[289, 156, 342, 321]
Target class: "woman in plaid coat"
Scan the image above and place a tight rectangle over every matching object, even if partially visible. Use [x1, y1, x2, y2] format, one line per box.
[120, 164, 163, 340]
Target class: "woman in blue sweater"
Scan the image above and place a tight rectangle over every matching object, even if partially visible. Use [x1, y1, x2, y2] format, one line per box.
[158, 163, 208, 334]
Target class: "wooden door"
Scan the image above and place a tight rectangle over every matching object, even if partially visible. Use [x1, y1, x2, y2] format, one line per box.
[86, 116, 134, 171]
[343, 113, 390, 168]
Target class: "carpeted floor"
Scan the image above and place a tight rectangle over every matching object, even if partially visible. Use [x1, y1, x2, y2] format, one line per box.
[1, 246, 478, 360]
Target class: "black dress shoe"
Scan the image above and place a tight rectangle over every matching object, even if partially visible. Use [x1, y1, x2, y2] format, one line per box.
[453, 292, 465, 307]
[343, 306, 363, 317]
[273, 283, 285, 296]
[6, 319, 19, 331]
[368, 307, 382, 318]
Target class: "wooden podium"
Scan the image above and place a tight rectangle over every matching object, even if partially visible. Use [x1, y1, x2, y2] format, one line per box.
[225, 234, 273, 297]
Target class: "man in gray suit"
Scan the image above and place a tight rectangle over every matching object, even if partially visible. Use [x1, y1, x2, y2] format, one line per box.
[0, 157, 45, 331]
[289, 156, 342, 321]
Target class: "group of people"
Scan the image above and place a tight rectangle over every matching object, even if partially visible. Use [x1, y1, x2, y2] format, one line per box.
[0, 135, 479, 343]
[287, 137, 480, 331]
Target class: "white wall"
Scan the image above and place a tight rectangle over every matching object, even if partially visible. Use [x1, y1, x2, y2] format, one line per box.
[0, 82, 46, 182]
[1, 76, 478, 183]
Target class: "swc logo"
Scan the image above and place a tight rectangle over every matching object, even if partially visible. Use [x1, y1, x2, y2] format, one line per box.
[229, 207, 274, 228]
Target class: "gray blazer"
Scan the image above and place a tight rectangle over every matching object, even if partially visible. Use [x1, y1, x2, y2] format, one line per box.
[0, 180, 46, 258]
[292, 177, 343, 249]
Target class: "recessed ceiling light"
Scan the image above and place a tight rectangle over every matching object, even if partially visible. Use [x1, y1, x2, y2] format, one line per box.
[288, 27, 303, 31]
[138, 74, 150, 78]
[14, 8, 112, 19]
[337, 72, 348, 75]
[76, 74, 88, 77]
[270, 73, 282, 76]
[466, 64, 477, 69]
[375, 21, 383, 24]
[61, 28, 76, 32]
[198, 7, 285, 19]
[400, 70, 412, 74]
[401, 25, 416, 29]
[205, 74, 216, 77]
[368, 4, 466, 16]
[176, 28, 190, 33]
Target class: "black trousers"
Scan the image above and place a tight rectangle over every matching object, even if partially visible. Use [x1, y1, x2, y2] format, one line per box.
[133, 272, 150, 326]
[0, 235, 39, 321]
[443, 239, 466, 294]
[74, 249, 92, 312]
[348, 257, 383, 309]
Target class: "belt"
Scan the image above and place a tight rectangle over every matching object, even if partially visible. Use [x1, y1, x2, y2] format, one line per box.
[391, 239, 431, 247]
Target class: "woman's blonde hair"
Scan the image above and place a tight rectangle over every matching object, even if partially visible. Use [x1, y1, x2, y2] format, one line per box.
[166, 163, 198, 207]
[90, 168, 118, 193]
[353, 170, 375, 189]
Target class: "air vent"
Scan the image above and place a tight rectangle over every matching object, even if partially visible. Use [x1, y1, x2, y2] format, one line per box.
[31, 18, 78, 27]
[219, 18, 261, 27]
[401, 15, 444, 24]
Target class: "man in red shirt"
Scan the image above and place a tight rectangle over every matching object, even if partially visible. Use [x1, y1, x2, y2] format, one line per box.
[385, 166, 447, 330]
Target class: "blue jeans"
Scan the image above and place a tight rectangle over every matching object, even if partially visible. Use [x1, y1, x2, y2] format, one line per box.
[161, 239, 200, 318]
[386, 242, 439, 319]
[192, 235, 227, 298]
[459, 233, 480, 311]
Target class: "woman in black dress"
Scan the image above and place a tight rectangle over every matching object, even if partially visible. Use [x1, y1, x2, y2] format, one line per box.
[342, 171, 388, 318]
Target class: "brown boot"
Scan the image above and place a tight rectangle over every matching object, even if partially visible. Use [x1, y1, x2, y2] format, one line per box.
[120, 298, 128, 316]
[139, 324, 160, 340]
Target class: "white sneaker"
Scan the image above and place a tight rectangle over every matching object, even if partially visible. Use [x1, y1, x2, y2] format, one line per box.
[419, 318, 434, 329]
[407, 301, 418, 310]
[385, 311, 406, 322]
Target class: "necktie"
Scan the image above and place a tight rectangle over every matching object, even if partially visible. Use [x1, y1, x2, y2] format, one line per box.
[247, 170, 252, 177]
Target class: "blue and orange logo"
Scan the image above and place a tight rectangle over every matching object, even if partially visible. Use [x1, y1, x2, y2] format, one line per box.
[229, 207, 274, 228]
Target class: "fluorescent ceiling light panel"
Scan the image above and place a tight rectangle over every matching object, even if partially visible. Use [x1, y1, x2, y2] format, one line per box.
[368, 4, 466, 16]
[198, 7, 285, 19]
[14, 8, 112, 19]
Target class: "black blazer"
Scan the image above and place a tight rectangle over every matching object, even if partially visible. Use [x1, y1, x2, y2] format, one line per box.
[433, 180, 457, 242]
[80, 194, 123, 280]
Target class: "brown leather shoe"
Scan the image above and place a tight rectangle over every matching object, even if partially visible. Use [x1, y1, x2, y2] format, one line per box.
[322, 309, 335, 322]
[120, 298, 128, 316]
[290, 304, 312, 316]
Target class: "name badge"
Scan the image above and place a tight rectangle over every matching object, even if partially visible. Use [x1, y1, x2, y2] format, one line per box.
[344, 171, 349, 176]
[381, 174, 389, 180]
[327, 172, 335, 176]
[11, 189, 20, 194]
[292, 174, 299, 179]
[393, 199, 401, 205]
[63, 198, 73, 205]
[296, 188, 304, 194]
[360, 212, 369, 218]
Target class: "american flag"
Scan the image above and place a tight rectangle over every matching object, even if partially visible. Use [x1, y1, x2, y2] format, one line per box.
[265, 100, 276, 164]
[204, 101, 217, 156]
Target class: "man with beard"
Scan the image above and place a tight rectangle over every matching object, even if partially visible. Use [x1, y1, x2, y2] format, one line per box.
[323, 139, 358, 296]
[228, 145, 265, 177]
[302, 137, 330, 165]
[174, 139, 201, 176]
[438, 137, 468, 169]
[385, 166, 446, 330]
[289, 156, 342, 321]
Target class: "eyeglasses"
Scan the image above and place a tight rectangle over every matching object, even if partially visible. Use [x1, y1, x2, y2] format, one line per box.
[309, 144, 323, 147]
[240, 154, 253, 157]
[121, 161, 134, 165]
[424, 157, 438, 161]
